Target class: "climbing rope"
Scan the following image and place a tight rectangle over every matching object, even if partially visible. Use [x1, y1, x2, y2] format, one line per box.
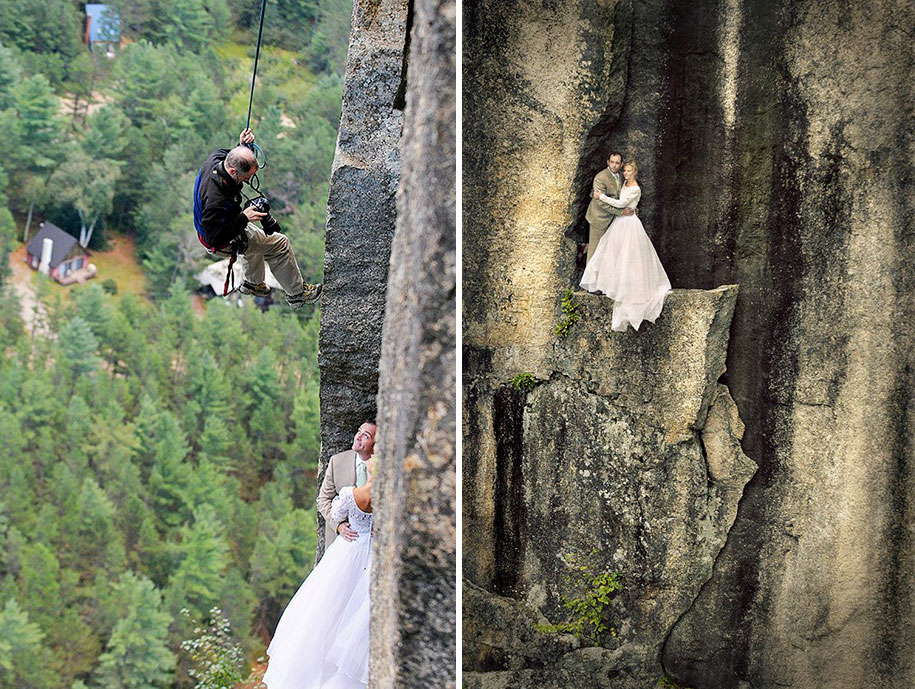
[195, 0, 271, 298]
[244, 0, 269, 172]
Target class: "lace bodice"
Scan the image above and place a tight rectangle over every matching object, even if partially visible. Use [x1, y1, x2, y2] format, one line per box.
[330, 486, 373, 535]
[599, 184, 641, 209]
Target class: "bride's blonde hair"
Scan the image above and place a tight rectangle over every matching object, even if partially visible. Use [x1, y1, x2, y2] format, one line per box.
[623, 160, 639, 176]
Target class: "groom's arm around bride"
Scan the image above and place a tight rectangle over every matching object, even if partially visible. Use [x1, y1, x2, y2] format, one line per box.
[584, 151, 633, 263]
[317, 451, 359, 547]
[316, 421, 377, 550]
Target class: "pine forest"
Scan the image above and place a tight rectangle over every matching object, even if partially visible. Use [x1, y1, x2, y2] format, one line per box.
[0, 0, 352, 685]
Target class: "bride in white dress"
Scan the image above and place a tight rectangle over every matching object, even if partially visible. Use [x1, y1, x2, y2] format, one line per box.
[262, 460, 375, 689]
[580, 161, 671, 332]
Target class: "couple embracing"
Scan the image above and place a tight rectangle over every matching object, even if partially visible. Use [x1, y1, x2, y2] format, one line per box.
[263, 421, 378, 689]
[581, 151, 671, 332]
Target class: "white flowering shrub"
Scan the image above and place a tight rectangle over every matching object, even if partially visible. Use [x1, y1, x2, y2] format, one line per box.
[180, 607, 246, 689]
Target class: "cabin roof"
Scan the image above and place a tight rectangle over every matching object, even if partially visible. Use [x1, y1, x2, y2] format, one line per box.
[26, 222, 82, 268]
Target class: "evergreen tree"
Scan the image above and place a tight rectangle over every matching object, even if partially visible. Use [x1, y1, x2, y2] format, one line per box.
[243, 347, 286, 468]
[85, 398, 139, 490]
[62, 51, 96, 124]
[0, 598, 55, 689]
[0, 288, 24, 346]
[248, 474, 314, 628]
[0, 411, 26, 488]
[133, 394, 164, 480]
[0, 43, 22, 110]
[72, 478, 127, 575]
[166, 504, 229, 620]
[51, 606, 100, 686]
[58, 316, 103, 378]
[12, 73, 62, 169]
[0, 167, 16, 289]
[161, 0, 215, 53]
[288, 379, 320, 467]
[15, 539, 63, 632]
[198, 416, 234, 470]
[62, 395, 93, 476]
[148, 411, 194, 528]
[83, 106, 131, 160]
[262, 0, 319, 51]
[3, 465, 36, 533]
[112, 43, 175, 126]
[183, 347, 234, 440]
[93, 573, 176, 689]
[303, 0, 353, 76]
[73, 284, 114, 342]
[0, 0, 82, 67]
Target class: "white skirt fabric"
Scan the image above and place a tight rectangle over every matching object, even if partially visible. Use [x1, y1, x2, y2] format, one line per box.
[262, 532, 372, 689]
[580, 214, 671, 332]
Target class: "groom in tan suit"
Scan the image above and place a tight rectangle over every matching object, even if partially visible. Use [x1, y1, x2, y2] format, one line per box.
[316, 420, 377, 552]
[584, 152, 633, 263]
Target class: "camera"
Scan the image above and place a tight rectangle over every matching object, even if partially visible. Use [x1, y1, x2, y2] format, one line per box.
[246, 196, 281, 235]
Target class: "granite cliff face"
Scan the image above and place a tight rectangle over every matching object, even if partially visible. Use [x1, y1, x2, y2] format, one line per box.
[319, 0, 408, 555]
[464, 289, 756, 689]
[463, 0, 915, 687]
[371, 0, 457, 684]
[319, 0, 456, 685]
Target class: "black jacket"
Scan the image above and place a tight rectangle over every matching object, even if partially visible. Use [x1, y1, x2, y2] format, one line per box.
[196, 149, 248, 250]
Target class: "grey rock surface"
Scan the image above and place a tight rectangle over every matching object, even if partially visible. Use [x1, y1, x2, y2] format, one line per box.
[463, 0, 915, 686]
[463, 289, 755, 688]
[370, 0, 456, 685]
[318, 0, 408, 557]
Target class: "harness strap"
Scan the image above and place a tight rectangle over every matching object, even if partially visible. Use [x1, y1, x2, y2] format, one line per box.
[223, 249, 237, 296]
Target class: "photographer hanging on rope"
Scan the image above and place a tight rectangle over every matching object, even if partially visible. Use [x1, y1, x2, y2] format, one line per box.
[193, 128, 322, 308]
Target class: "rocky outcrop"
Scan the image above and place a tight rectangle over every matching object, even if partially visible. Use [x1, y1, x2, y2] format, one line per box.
[318, 0, 409, 556]
[318, 0, 455, 683]
[660, 4, 915, 688]
[463, 0, 915, 686]
[463, 288, 756, 688]
[370, 0, 456, 685]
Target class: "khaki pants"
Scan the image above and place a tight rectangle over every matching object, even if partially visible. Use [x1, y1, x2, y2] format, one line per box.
[586, 221, 611, 264]
[215, 224, 304, 296]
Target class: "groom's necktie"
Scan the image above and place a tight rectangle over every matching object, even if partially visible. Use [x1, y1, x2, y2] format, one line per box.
[355, 456, 368, 487]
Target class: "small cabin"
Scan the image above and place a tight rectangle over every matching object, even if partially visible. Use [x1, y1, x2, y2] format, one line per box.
[84, 4, 122, 54]
[25, 222, 91, 283]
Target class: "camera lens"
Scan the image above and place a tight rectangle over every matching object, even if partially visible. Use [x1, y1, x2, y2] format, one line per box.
[247, 197, 279, 235]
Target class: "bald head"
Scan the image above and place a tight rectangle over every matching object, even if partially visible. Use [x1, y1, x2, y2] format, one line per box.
[225, 145, 258, 181]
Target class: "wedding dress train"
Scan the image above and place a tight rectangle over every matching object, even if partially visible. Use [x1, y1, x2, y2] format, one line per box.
[262, 486, 372, 689]
[580, 184, 671, 331]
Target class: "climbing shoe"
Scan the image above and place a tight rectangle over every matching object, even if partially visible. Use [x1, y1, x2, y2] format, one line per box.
[238, 280, 271, 297]
[286, 282, 322, 309]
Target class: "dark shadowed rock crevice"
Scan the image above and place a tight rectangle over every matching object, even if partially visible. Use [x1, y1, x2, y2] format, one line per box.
[491, 385, 527, 596]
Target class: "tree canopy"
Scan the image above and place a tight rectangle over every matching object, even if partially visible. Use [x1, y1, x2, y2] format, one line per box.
[0, 0, 351, 683]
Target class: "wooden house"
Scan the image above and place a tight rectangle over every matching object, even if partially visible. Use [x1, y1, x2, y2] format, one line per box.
[25, 222, 91, 283]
